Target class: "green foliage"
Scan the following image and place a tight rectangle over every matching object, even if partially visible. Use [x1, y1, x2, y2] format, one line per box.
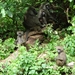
[0, 45, 71, 75]
[67, 16, 75, 34]
[43, 24, 60, 41]
[63, 35, 75, 56]
[0, 0, 74, 40]
[72, 65, 75, 75]
[0, 38, 16, 59]
[0, 0, 75, 75]
[57, 66, 72, 75]
[0, 39, 73, 75]
[0, 0, 37, 40]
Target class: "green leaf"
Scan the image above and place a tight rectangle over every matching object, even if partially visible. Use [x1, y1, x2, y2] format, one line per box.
[29, 70, 36, 74]
[1, 8, 6, 17]
[42, 64, 46, 68]
[71, 16, 75, 26]
[6, 10, 13, 18]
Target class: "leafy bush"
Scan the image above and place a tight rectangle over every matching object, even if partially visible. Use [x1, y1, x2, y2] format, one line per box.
[0, 43, 73, 75]
[0, 0, 37, 40]
[43, 24, 60, 42]
[0, 38, 16, 59]
[63, 35, 75, 56]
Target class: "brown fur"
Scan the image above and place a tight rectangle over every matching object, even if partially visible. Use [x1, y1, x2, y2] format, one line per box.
[56, 46, 67, 66]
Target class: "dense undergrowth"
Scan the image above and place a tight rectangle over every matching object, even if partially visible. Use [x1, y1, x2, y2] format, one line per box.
[0, 0, 75, 75]
[0, 25, 75, 75]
